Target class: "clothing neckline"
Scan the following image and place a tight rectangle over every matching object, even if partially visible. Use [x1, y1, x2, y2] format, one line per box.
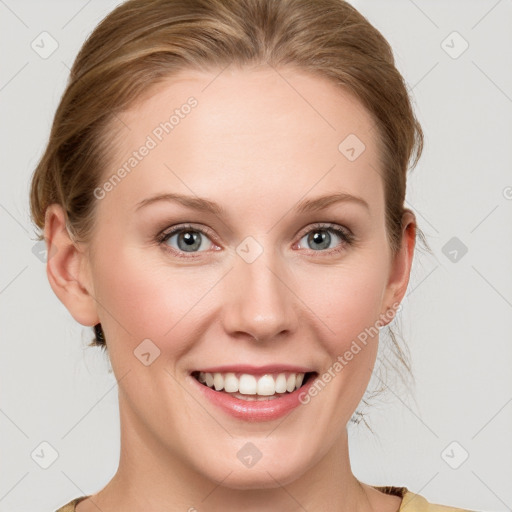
[61, 486, 410, 511]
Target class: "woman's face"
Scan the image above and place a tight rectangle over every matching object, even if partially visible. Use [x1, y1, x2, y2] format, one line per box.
[58, 65, 414, 487]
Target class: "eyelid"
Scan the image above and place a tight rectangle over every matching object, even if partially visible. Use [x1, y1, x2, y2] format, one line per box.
[158, 222, 216, 240]
[295, 221, 352, 240]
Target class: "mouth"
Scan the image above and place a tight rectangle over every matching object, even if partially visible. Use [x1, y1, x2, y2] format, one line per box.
[190, 370, 318, 401]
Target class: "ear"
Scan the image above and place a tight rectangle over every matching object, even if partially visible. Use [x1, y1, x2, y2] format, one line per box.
[379, 209, 416, 324]
[43, 204, 100, 326]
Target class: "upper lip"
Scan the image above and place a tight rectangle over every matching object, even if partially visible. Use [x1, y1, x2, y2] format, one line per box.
[192, 364, 316, 375]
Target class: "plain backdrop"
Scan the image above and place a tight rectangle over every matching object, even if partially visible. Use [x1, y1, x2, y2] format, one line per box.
[1, 1, 511, 511]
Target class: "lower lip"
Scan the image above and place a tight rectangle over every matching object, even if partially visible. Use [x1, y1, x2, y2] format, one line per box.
[189, 373, 317, 422]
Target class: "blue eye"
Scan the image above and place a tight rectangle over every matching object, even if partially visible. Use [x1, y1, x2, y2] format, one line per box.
[159, 224, 214, 255]
[157, 222, 355, 258]
[297, 223, 354, 253]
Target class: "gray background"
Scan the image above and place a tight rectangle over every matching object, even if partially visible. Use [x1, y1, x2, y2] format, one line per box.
[1, 1, 511, 511]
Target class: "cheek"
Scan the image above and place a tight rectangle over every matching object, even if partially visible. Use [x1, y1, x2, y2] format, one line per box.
[287, 259, 390, 429]
[308, 259, 388, 340]
[91, 246, 222, 358]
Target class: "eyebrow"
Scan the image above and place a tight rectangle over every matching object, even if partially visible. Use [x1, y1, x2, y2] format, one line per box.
[134, 192, 370, 215]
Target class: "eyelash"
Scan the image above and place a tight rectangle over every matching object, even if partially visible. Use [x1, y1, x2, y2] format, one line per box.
[155, 222, 356, 259]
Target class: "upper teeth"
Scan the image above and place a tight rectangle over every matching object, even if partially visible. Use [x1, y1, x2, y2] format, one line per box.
[197, 372, 306, 395]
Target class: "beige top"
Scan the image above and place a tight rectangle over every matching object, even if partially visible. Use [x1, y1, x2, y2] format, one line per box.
[55, 486, 477, 511]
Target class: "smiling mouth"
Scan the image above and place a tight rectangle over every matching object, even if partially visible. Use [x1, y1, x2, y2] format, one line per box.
[191, 370, 317, 400]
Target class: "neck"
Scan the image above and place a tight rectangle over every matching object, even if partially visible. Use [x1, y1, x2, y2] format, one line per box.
[92, 399, 373, 512]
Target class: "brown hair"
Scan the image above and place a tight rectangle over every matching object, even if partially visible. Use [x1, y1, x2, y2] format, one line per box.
[29, 0, 428, 406]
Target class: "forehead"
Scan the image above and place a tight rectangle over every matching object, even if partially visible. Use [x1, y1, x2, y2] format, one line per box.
[102, 65, 384, 218]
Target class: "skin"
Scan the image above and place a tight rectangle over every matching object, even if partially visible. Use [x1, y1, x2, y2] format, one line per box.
[45, 64, 416, 512]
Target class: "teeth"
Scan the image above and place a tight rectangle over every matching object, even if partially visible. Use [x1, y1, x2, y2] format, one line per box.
[196, 371, 308, 396]
[275, 373, 287, 393]
[286, 374, 296, 392]
[213, 373, 224, 391]
[257, 375, 276, 396]
[239, 374, 257, 394]
[224, 372, 238, 393]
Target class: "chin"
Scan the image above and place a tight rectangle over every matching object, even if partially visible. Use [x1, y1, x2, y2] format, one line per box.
[218, 468, 304, 491]
[194, 453, 309, 490]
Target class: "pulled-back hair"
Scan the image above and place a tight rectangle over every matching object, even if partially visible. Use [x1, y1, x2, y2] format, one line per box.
[29, 0, 426, 403]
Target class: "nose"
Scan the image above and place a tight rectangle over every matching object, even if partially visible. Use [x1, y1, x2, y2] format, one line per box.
[221, 245, 297, 343]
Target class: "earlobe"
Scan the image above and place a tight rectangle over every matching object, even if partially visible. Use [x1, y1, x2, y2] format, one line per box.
[44, 204, 99, 327]
[380, 209, 417, 323]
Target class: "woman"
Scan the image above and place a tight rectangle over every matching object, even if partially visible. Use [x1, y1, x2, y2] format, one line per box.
[30, 0, 477, 510]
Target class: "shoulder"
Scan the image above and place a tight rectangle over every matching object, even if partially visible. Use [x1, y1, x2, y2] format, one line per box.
[399, 488, 477, 511]
[372, 486, 477, 512]
[55, 495, 89, 512]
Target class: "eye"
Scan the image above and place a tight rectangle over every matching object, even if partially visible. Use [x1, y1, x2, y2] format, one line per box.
[157, 224, 217, 257]
[296, 223, 355, 254]
[156, 222, 355, 258]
